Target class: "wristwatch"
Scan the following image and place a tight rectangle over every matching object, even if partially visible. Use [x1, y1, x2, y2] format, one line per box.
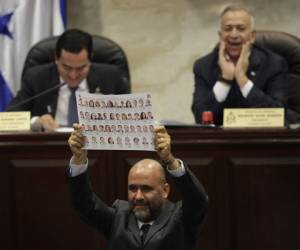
[218, 76, 234, 85]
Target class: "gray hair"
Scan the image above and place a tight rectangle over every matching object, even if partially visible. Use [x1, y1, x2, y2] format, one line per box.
[219, 5, 255, 30]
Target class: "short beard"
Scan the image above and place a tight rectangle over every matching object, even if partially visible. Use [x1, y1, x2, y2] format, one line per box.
[133, 206, 152, 222]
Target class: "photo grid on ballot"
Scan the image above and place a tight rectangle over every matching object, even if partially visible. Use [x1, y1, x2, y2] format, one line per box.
[76, 92, 155, 151]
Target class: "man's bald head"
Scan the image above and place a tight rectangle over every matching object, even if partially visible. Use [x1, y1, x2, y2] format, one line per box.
[127, 159, 170, 222]
[129, 159, 166, 185]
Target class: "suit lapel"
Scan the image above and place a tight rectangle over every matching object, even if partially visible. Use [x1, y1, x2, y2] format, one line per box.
[45, 66, 60, 116]
[127, 211, 141, 243]
[248, 46, 262, 83]
[87, 66, 102, 93]
[143, 200, 174, 246]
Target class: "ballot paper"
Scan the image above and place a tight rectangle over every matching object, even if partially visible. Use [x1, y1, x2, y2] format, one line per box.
[76, 92, 155, 151]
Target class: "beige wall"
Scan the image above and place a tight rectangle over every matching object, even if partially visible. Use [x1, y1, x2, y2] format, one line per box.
[68, 0, 300, 123]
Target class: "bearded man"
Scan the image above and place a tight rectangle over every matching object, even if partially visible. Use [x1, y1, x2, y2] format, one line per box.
[67, 124, 208, 250]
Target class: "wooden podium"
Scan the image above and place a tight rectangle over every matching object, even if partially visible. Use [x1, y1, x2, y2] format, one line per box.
[1, 126, 300, 250]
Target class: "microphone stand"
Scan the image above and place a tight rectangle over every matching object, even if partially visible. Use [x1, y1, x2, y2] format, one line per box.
[6, 82, 66, 111]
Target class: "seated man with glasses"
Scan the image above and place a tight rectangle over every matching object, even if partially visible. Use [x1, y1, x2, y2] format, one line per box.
[6, 29, 130, 131]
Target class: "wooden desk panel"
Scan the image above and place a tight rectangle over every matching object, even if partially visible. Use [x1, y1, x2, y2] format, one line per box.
[1, 127, 300, 250]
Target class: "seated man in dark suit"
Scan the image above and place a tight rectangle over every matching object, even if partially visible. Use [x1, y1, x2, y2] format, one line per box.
[67, 125, 208, 250]
[6, 29, 130, 130]
[192, 5, 288, 125]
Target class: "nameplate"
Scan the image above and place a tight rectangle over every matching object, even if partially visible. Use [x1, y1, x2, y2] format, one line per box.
[223, 108, 284, 127]
[0, 112, 30, 131]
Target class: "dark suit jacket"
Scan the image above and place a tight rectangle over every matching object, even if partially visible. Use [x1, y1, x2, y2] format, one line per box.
[192, 45, 288, 125]
[6, 62, 130, 117]
[68, 166, 208, 250]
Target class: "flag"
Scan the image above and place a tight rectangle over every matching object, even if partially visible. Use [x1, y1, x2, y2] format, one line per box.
[0, 0, 66, 111]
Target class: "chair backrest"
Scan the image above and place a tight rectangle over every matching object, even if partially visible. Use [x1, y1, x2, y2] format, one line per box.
[22, 35, 131, 90]
[255, 30, 300, 123]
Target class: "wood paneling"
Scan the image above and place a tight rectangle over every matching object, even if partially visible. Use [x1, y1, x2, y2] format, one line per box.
[1, 127, 300, 250]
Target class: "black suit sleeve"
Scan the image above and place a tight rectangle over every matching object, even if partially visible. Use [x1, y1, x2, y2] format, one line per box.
[192, 59, 223, 124]
[6, 63, 59, 116]
[89, 64, 131, 95]
[172, 165, 208, 241]
[68, 171, 115, 237]
[246, 55, 288, 107]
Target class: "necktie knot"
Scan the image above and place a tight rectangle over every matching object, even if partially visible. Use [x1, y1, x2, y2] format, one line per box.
[69, 86, 78, 93]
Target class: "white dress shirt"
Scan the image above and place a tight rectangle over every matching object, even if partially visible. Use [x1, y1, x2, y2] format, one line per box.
[55, 78, 89, 126]
[213, 79, 254, 103]
[30, 78, 89, 128]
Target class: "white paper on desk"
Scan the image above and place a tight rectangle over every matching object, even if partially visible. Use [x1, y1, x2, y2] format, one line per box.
[55, 127, 74, 133]
[76, 92, 155, 151]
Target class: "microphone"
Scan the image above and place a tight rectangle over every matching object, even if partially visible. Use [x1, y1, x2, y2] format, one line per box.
[6, 82, 66, 111]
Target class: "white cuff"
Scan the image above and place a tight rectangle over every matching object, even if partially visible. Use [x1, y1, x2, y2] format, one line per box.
[213, 81, 231, 102]
[240, 80, 254, 98]
[69, 156, 88, 177]
[30, 116, 43, 131]
[167, 159, 186, 177]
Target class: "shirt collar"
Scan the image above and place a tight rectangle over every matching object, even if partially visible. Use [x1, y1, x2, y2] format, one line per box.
[59, 77, 88, 92]
[137, 220, 154, 229]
